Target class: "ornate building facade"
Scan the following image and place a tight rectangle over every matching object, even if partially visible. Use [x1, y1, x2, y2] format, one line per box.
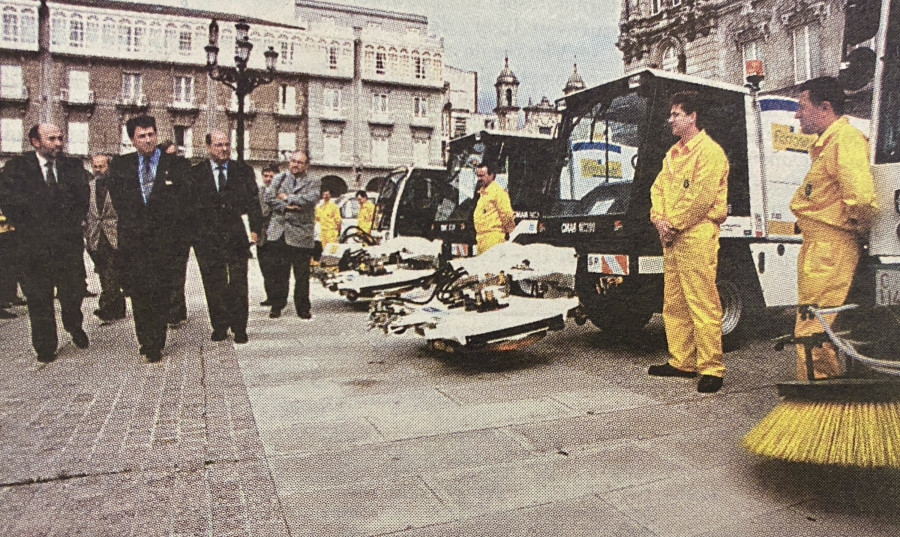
[0, 0, 474, 194]
[616, 0, 859, 96]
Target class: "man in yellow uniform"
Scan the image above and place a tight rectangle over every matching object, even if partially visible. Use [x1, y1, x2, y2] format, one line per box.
[356, 190, 375, 235]
[315, 189, 342, 249]
[791, 77, 877, 380]
[647, 91, 730, 393]
[474, 163, 515, 254]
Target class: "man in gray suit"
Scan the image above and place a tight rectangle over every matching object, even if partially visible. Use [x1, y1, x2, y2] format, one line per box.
[84, 153, 125, 322]
[257, 163, 279, 307]
[263, 151, 319, 319]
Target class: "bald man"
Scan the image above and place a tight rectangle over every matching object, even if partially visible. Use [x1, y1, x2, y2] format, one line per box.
[0, 124, 90, 362]
[190, 130, 263, 344]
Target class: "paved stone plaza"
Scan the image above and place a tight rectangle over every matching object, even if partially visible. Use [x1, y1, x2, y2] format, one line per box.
[1, 256, 899, 536]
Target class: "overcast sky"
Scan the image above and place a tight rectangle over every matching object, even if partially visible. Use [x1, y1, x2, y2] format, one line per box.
[124, 0, 625, 112]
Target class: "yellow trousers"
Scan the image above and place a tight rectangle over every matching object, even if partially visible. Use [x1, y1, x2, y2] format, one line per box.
[320, 230, 339, 249]
[662, 220, 724, 377]
[476, 232, 505, 255]
[795, 219, 860, 380]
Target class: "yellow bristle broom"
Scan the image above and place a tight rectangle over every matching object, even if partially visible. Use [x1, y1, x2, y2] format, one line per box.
[743, 305, 900, 468]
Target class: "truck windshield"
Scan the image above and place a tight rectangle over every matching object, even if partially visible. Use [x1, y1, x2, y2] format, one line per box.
[546, 91, 647, 218]
[373, 169, 408, 231]
[433, 142, 491, 223]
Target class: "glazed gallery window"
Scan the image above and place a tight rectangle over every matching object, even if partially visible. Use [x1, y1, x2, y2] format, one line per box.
[376, 51, 386, 75]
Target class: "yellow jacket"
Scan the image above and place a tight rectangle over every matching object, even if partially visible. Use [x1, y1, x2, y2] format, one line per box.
[790, 117, 877, 234]
[357, 200, 375, 234]
[315, 200, 342, 242]
[474, 180, 515, 236]
[650, 129, 729, 232]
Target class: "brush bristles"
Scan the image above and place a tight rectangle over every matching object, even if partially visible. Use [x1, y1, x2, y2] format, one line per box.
[743, 400, 900, 468]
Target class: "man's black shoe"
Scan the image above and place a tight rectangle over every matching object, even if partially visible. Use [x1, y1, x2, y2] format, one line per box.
[144, 349, 162, 362]
[233, 331, 248, 344]
[648, 363, 698, 378]
[36, 350, 56, 363]
[260, 299, 273, 306]
[269, 307, 282, 319]
[697, 375, 724, 393]
[211, 329, 229, 341]
[71, 329, 89, 349]
[298, 310, 312, 320]
[0, 308, 16, 319]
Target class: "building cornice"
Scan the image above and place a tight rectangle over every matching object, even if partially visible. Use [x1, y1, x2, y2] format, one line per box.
[617, 0, 726, 63]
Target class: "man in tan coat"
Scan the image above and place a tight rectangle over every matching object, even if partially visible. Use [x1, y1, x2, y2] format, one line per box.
[84, 153, 125, 322]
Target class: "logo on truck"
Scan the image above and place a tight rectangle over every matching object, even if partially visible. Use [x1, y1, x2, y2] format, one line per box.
[772, 124, 816, 153]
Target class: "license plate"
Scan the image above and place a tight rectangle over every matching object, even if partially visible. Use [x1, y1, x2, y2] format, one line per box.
[876, 268, 900, 306]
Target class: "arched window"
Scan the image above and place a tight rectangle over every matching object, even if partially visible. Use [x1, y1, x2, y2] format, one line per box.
[505, 88, 513, 107]
[329, 41, 340, 70]
[69, 14, 85, 48]
[388, 47, 398, 77]
[20, 8, 36, 44]
[51, 12, 67, 46]
[118, 18, 133, 52]
[399, 49, 409, 79]
[102, 17, 116, 48]
[133, 20, 145, 52]
[86, 16, 100, 46]
[661, 45, 680, 72]
[164, 23, 177, 50]
[375, 46, 386, 75]
[178, 24, 192, 55]
[148, 22, 162, 50]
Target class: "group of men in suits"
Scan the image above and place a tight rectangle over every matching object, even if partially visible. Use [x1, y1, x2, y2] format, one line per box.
[0, 116, 319, 363]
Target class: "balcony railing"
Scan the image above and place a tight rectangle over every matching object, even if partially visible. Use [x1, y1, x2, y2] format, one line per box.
[0, 86, 29, 103]
[409, 115, 434, 128]
[320, 107, 347, 122]
[226, 99, 257, 117]
[116, 93, 148, 110]
[168, 99, 199, 113]
[59, 88, 95, 106]
[274, 104, 303, 118]
[368, 111, 394, 125]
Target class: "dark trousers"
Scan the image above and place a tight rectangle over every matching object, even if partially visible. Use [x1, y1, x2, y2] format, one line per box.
[0, 232, 19, 302]
[196, 247, 249, 333]
[256, 242, 277, 302]
[270, 239, 312, 314]
[168, 242, 191, 324]
[88, 233, 125, 318]
[126, 271, 170, 355]
[19, 244, 85, 355]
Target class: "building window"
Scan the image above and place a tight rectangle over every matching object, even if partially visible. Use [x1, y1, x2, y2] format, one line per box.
[86, 16, 99, 46]
[413, 97, 428, 118]
[539, 126, 553, 135]
[793, 25, 820, 83]
[0, 118, 22, 153]
[173, 76, 193, 105]
[372, 137, 389, 165]
[173, 125, 192, 158]
[323, 133, 341, 162]
[328, 44, 338, 70]
[230, 129, 250, 160]
[133, 22, 145, 52]
[118, 20, 133, 52]
[121, 73, 142, 103]
[279, 84, 297, 114]
[67, 122, 89, 156]
[68, 70, 90, 102]
[1, 65, 23, 99]
[741, 40, 763, 77]
[102, 18, 116, 48]
[651, 0, 663, 14]
[179, 29, 192, 55]
[661, 46, 679, 72]
[414, 56, 425, 79]
[372, 93, 388, 114]
[453, 117, 467, 138]
[2, 10, 18, 43]
[375, 51, 386, 75]
[164, 25, 177, 50]
[323, 88, 341, 112]
[280, 39, 294, 66]
[413, 138, 429, 166]
[121, 125, 134, 154]
[278, 132, 296, 160]
[68, 16, 84, 48]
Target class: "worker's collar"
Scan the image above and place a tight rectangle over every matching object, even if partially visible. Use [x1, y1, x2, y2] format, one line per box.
[813, 116, 849, 149]
[672, 129, 709, 156]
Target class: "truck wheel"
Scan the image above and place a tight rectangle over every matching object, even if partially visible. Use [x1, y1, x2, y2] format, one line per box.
[718, 278, 745, 350]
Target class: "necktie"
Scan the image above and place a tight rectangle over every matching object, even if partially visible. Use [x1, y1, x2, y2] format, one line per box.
[217, 165, 226, 193]
[141, 159, 153, 204]
[45, 162, 57, 186]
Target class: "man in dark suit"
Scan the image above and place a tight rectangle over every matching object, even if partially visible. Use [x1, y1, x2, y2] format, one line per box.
[190, 130, 263, 344]
[107, 116, 191, 362]
[0, 124, 90, 361]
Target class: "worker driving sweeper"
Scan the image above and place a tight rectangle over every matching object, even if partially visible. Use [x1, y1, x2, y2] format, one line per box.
[473, 162, 515, 255]
[791, 76, 878, 380]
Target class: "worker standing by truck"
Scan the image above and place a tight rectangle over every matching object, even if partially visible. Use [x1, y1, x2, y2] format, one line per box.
[791, 76, 878, 380]
[647, 91, 730, 394]
[473, 162, 515, 255]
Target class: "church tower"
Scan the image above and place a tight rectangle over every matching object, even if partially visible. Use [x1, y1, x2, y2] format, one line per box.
[563, 63, 586, 96]
[494, 56, 520, 131]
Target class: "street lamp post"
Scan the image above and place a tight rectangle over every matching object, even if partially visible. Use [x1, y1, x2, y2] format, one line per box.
[205, 19, 278, 163]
